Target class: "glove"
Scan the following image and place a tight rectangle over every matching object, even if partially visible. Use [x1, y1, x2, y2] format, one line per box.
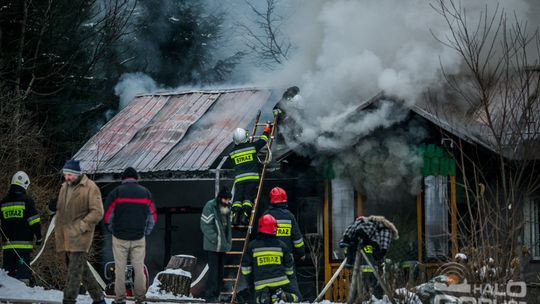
[272, 108, 282, 117]
[35, 238, 43, 246]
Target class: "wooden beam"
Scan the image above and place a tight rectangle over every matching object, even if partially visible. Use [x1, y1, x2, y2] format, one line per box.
[450, 175, 458, 257]
[323, 179, 331, 300]
[416, 192, 423, 263]
[356, 191, 364, 217]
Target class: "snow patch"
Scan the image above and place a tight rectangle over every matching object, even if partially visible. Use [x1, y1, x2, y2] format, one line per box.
[0, 268, 92, 303]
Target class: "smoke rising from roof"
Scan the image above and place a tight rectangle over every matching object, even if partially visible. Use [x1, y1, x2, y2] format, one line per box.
[114, 73, 158, 109]
[262, 0, 539, 199]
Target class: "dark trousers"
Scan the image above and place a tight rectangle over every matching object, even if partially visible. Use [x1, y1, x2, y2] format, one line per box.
[287, 271, 302, 301]
[63, 252, 103, 304]
[205, 251, 224, 300]
[2, 249, 31, 281]
[254, 283, 298, 304]
[232, 181, 258, 223]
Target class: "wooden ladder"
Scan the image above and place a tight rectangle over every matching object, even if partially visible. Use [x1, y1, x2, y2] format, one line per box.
[220, 114, 279, 304]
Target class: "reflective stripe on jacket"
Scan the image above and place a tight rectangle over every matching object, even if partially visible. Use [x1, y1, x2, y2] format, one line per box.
[0, 185, 42, 250]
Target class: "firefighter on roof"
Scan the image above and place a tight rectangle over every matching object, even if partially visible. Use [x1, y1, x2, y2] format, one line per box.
[241, 214, 298, 304]
[1, 171, 42, 284]
[229, 123, 270, 226]
[262, 187, 304, 300]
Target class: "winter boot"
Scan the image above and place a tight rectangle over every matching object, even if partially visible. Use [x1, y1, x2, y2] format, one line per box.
[271, 288, 296, 303]
[240, 211, 250, 226]
[232, 207, 242, 226]
[257, 287, 271, 304]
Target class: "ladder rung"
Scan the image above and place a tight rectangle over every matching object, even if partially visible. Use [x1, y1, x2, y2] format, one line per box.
[232, 225, 249, 230]
[224, 264, 239, 268]
[220, 291, 234, 295]
[226, 251, 243, 255]
[232, 237, 246, 241]
[223, 278, 237, 281]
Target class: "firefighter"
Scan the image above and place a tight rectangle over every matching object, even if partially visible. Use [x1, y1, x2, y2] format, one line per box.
[0, 171, 42, 284]
[229, 123, 271, 226]
[339, 215, 399, 300]
[262, 187, 304, 300]
[241, 214, 298, 304]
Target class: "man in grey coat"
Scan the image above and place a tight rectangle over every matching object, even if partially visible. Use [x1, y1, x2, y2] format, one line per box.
[200, 187, 232, 302]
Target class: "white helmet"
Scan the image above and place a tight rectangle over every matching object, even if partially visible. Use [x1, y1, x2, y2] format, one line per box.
[233, 128, 249, 144]
[11, 171, 30, 190]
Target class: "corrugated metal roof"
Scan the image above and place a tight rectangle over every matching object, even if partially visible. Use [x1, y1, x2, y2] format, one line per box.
[74, 88, 272, 173]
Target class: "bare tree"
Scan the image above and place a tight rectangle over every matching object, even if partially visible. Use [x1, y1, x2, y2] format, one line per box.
[431, 0, 540, 286]
[238, 0, 291, 68]
[0, 0, 136, 287]
[305, 233, 323, 295]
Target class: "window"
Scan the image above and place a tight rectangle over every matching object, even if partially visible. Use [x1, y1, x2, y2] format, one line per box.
[424, 175, 449, 260]
[331, 178, 355, 260]
[524, 198, 540, 260]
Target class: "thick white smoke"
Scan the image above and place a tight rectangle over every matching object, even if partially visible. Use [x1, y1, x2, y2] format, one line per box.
[114, 73, 159, 109]
[253, 0, 539, 199]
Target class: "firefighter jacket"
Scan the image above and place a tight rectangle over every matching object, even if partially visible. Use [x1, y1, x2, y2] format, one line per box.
[241, 234, 295, 291]
[229, 130, 269, 184]
[104, 179, 157, 240]
[55, 175, 103, 253]
[200, 198, 232, 252]
[0, 185, 42, 250]
[263, 203, 305, 257]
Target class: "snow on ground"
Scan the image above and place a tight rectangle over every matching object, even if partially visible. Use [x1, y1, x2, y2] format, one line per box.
[0, 268, 201, 304]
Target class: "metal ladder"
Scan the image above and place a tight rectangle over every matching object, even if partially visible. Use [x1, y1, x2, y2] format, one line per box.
[219, 113, 279, 304]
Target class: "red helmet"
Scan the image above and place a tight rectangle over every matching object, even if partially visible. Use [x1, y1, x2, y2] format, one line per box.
[270, 187, 287, 204]
[258, 214, 277, 235]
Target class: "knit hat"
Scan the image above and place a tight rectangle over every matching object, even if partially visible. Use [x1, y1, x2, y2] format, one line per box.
[122, 167, 138, 180]
[62, 160, 81, 175]
[217, 186, 232, 200]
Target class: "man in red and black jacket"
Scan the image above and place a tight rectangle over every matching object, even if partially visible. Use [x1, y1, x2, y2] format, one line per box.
[104, 167, 156, 304]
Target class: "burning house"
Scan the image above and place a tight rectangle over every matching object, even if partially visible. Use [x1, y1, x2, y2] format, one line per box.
[74, 84, 540, 301]
[72, 87, 325, 298]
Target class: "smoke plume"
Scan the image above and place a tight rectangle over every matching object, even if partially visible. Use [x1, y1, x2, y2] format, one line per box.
[114, 73, 158, 109]
[253, 0, 539, 200]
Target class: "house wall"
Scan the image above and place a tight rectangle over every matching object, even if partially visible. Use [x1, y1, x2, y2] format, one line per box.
[96, 173, 325, 299]
[98, 180, 220, 282]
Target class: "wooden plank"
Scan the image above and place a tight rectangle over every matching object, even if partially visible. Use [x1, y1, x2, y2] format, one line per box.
[323, 179, 332, 300]
[356, 191, 363, 217]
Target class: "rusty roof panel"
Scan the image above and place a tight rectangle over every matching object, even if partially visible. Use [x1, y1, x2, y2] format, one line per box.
[155, 90, 271, 171]
[74, 88, 272, 174]
[102, 92, 220, 172]
[74, 95, 169, 173]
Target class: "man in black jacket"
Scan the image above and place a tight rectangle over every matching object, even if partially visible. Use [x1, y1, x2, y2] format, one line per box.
[1, 171, 42, 284]
[104, 167, 156, 304]
[241, 214, 298, 304]
[229, 124, 270, 226]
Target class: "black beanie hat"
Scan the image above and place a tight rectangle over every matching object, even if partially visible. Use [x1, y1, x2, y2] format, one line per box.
[217, 186, 232, 199]
[122, 167, 138, 180]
